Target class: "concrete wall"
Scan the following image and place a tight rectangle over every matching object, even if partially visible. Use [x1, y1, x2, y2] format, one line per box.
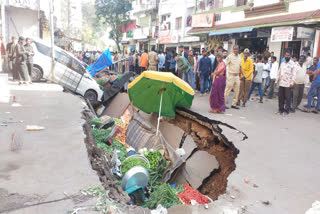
[5, 7, 39, 39]
[268, 38, 282, 63]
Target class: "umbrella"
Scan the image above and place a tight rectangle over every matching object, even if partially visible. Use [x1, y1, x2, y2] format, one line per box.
[128, 71, 194, 135]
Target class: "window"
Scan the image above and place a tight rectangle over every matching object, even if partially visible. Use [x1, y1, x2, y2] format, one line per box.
[175, 17, 182, 30]
[208, 0, 223, 9]
[71, 59, 85, 75]
[34, 42, 51, 57]
[55, 51, 71, 68]
[236, 0, 247, 7]
[215, 13, 221, 22]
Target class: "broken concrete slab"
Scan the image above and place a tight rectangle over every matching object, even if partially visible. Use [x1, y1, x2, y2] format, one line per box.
[159, 121, 185, 150]
[174, 151, 219, 190]
[101, 93, 130, 118]
[181, 135, 197, 159]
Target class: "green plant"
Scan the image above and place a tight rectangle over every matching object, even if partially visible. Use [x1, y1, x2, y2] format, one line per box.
[145, 151, 162, 169]
[143, 183, 181, 209]
[148, 158, 171, 188]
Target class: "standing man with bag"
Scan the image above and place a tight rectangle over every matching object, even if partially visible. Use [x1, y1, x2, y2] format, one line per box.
[24, 38, 34, 83]
[224, 45, 242, 109]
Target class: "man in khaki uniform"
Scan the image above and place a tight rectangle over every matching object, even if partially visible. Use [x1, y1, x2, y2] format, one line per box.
[224, 45, 242, 109]
[117, 52, 123, 73]
[124, 51, 130, 72]
[148, 47, 159, 71]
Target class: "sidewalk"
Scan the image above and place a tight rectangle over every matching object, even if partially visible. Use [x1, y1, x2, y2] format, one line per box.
[0, 83, 99, 213]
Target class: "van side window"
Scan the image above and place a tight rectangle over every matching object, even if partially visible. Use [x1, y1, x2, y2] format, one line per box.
[34, 42, 50, 57]
[55, 51, 71, 67]
[71, 59, 85, 75]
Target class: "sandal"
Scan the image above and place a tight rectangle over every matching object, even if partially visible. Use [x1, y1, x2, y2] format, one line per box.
[303, 108, 311, 113]
[312, 110, 319, 114]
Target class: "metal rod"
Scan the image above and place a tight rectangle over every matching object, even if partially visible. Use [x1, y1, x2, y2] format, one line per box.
[156, 92, 163, 136]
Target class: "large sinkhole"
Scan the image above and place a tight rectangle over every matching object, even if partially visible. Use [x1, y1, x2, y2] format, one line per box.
[82, 93, 246, 212]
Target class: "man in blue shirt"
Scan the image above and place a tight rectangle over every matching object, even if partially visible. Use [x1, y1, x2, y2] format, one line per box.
[165, 48, 172, 72]
[179, 45, 188, 59]
[199, 50, 212, 96]
[305, 57, 320, 113]
[158, 51, 165, 71]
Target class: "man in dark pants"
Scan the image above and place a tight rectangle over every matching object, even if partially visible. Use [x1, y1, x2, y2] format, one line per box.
[15, 36, 30, 84]
[198, 50, 212, 96]
[165, 48, 172, 72]
[276, 51, 296, 116]
[6, 36, 18, 81]
[24, 38, 34, 83]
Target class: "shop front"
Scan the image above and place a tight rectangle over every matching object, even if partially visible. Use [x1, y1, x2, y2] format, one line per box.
[271, 26, 316, 59]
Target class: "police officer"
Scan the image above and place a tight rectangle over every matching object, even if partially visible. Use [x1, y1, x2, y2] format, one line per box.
[148, 46, 159, 71]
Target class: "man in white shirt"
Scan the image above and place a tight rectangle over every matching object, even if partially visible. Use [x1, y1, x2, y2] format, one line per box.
[262, 56, 271, 95]
[292, 55, 307, 111]
[267, 56, 279, 99]
[276, 51, 296, 115]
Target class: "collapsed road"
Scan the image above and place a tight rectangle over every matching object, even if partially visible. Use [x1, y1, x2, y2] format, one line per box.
[82, 92, 247, 212]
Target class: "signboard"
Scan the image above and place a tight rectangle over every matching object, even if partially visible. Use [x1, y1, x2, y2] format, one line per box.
[159, 34, 179, 44]
[133, 27, 149, 40]
[8, 0, 39, 10]
[297, 27, 315, 39]
[127, 31, 133, 38]
[271, 26, 294, 42]
[192, 13, 215, 28]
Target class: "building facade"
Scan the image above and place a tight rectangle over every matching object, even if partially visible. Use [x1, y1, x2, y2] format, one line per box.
[124, 0, 320, 60]
[0, 0, 82, 51]
[188, 0, 320, 60]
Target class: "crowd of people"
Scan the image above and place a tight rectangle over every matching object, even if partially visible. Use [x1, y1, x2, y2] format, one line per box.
[119, 44, 319, 116]
[1, 36, 34, 85]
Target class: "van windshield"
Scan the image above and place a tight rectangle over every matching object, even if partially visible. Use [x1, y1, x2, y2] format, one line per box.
[34, 42, 51, 57]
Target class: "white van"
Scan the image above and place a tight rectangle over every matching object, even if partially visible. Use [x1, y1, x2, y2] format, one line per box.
[31, 38, 104, 104]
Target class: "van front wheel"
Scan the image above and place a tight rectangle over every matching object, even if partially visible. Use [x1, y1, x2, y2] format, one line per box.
[84, 90, 97, 105]
[31, 66, 43, 82]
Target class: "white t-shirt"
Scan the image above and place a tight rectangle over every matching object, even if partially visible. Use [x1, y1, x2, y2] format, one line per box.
[262, 63, 270, 79]
[270, 61, 279, 80]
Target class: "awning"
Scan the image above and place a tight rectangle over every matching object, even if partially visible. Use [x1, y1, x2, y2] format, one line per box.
[209, 27, 254, 36]
[120, 41, 129, 44]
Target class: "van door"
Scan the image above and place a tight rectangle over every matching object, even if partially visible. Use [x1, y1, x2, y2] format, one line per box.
[57, 53, 85, 92]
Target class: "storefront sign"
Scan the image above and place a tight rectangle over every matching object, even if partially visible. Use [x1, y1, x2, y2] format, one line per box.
[180, 36, 200, 43]
[257, 29, 270, 38]
[159, 34, 179, 44]
[121, 21, 136, 33]
[297, 27, 315, 39]
[133, 27, 149, 40]
[271, 26, 294, 42]
[8, 0, 39, 10]
[192, 13, 215, 28]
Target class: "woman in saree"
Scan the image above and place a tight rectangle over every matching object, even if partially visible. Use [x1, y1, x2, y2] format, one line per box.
[209, 52, 226, 113]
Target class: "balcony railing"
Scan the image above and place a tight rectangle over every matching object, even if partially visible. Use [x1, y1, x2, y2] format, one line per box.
[132, 0, 158, 14]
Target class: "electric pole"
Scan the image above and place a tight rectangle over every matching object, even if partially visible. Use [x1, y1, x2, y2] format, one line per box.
[0, 0, 5, 72]
[49, 0, 55, 81]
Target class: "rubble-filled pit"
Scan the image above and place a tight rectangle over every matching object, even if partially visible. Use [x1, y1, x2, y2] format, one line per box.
[82, 95, 246, 212]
